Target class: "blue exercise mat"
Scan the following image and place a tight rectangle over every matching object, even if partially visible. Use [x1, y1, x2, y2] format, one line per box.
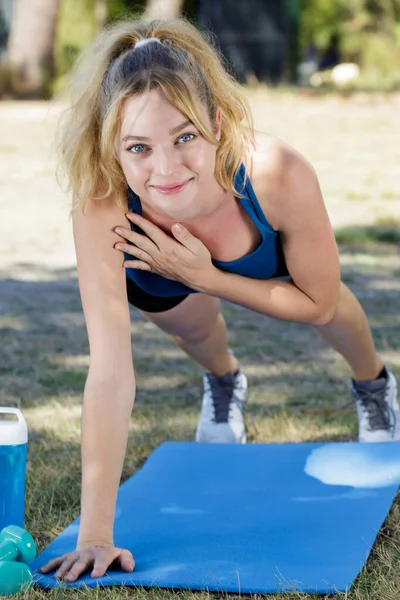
[31, 441, 400, 594]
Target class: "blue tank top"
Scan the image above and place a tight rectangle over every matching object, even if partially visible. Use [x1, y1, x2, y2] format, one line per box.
[125, 164, 288, 297]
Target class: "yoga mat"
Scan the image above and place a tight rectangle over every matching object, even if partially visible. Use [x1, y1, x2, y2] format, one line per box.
[31, 441, 400, 594]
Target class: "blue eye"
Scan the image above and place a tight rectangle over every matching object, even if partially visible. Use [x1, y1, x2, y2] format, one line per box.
[129, 144, 146, 154]
[127, 133, 196, 154]
[178, 133, 196, 144]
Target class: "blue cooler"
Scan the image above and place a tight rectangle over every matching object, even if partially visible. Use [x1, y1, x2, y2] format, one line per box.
[0, 408, 28, 530]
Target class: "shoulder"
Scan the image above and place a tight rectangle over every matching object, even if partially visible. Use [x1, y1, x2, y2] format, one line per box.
[247, 129, 313, 180]
[72, 186, 128, 219]
[245, 130, 318, 230]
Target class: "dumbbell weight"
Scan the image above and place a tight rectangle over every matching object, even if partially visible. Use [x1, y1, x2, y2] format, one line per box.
[0, 525, 36, 563]
[0, 561, 33, 595]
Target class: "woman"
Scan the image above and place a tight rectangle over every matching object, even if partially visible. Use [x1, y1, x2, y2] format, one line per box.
[40, 18, 399, 583]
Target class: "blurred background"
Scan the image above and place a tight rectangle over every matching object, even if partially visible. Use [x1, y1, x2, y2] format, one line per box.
[1, 0, 400, 98]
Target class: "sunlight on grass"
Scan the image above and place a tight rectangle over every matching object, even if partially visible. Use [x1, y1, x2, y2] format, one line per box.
[339, 252, 400, 268]
[26, 402, 81, 439]
[251, 411, 354, 443]
[0, 315, 30, 330]
[50, 354, 90, 368]
[137, 374, 188, 391]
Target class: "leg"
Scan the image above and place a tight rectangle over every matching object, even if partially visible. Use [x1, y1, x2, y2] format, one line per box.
[314, 282, 399, 442]
[140, 294, 247, 444]
[312, 282, 383, 380]
[141, 294, 238, 377]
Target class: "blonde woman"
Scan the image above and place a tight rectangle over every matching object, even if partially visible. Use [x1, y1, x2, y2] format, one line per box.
[40, 18, 399, 582]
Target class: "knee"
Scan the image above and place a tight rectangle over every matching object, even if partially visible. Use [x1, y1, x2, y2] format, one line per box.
[145, 294, 221, 343]
[173, 312, 223, 344]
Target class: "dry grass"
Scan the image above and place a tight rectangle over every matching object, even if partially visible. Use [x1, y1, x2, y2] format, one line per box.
[0, 90, 399, 598]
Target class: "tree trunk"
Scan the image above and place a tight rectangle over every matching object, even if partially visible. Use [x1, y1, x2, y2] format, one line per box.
[143, 0, 185, 19]
[95, 0, 108, 34]
[6, 0, 59, 98]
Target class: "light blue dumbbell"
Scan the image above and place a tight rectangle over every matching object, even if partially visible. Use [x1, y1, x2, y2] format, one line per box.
[0, 525, 36, 563]
[0, 561, 33, 595]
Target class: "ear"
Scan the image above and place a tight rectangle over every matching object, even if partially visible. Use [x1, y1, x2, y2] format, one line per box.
[214, 107, 222, 142]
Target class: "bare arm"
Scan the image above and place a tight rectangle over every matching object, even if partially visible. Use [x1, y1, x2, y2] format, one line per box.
[72, 194, 135, 547]
[199, 152, 341, 325]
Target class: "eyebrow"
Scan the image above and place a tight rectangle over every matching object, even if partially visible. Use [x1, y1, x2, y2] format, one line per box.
[122, 119, 193, 143]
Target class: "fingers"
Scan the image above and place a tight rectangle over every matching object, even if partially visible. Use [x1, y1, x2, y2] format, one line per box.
[171, 223, 201, 253]
[55, 554, 80, 580]
[119, 549, 135, 573]
[40, 552, 81, 580]
[40, 547, 135, 583]
[41, 551, 92, 582]
[90, 548, 134, 578]
[62, 555, 93, 582]
[91, 557, 109, 579]
[40, 556, 65, 573]
[119, 214, 206, 258]
[115, 242, 153, 265]
[124, 213, 165, 247]
[123, 259, 152, 271]
[114, 214, 163, 250]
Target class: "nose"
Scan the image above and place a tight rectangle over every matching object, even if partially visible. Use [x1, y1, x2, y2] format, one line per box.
[152, 147, 180, 177]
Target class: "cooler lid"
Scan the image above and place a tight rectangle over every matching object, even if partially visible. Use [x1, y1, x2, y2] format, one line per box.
[0, 408, 28, 445]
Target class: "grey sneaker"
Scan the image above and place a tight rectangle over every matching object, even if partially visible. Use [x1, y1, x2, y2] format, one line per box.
[352, 369, 400, 442]
[195, 368, 248, 444]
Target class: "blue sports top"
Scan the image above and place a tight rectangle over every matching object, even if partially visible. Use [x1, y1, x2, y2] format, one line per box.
[125, 164, 288, 297]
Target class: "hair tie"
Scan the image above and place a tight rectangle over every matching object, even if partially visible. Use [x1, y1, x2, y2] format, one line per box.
[134, 37, 162, 49]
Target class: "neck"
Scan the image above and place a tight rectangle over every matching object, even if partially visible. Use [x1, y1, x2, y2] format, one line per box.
[142, 179, 236, 236]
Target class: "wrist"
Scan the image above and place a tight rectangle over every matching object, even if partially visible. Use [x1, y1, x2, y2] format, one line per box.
[77, 519, 114, 548]
[77, 536, 114, 549]
[196, 267, 224, 295]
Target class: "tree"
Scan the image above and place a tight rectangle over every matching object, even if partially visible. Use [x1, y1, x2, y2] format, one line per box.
[143, 0, 184, 19]
[6, 0, 60, 97]
[300, 0, 399, 49]
[95, 0, 108, 33]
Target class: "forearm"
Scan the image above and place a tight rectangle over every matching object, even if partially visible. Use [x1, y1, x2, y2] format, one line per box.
[199, 269, 331, 325]
[77, 373, 135, 547]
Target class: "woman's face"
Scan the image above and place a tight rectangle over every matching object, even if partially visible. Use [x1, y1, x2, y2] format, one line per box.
[117, 88, 222, 220]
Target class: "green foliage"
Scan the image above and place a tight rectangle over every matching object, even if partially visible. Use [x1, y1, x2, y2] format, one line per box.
[53, 0, 198, 94]
[54, 0, 96, 91]
[335, 224, 400, 245]
[301, 0, 399, 49]
[107, 0, 145, 22]
[53, 0, 144, 93]
[300, 0, 349, 49]
[300, 0, 400, 88]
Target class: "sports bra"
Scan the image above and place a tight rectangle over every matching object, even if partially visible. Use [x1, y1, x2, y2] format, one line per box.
[125, 163, 288, 297]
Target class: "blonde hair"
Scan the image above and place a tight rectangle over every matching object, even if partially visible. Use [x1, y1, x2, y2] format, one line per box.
[58, 17, 255, 213]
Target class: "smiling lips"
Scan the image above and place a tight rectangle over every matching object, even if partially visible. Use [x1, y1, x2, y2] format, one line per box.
[151, 178, 193, 195]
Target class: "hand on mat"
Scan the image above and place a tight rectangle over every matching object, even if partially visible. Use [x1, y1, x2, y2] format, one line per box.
[39, 544, 135, 582]
[114, 212, 218, 290]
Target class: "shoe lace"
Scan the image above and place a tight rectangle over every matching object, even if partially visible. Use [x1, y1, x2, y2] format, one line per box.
[354, 385, 395, 432]
[205, 376, 236, 423]
[205, 374, 258, 433]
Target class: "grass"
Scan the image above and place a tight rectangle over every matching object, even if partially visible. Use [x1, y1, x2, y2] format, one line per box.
[1, 91, 400, 598]
[334, 224, 400, 245]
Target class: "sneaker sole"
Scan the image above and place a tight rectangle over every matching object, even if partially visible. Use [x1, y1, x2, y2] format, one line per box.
[195, 431, 247, 444]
